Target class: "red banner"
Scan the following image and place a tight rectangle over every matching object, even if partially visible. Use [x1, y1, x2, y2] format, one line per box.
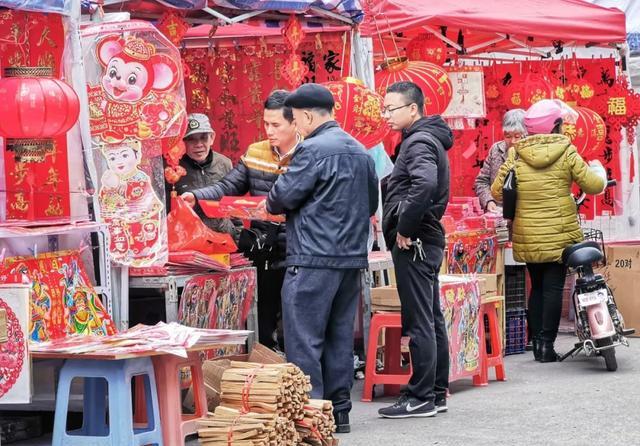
[182, 32, 350, 163]
[0, 11, 70, 222]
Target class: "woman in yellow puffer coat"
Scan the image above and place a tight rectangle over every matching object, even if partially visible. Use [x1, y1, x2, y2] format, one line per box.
[491, 99, 607, 363]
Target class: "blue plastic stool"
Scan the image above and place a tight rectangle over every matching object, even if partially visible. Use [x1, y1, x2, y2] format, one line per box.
[52, 357, 163, 446]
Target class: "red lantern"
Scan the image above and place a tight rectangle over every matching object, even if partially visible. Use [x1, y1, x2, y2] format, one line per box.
[0, 67, 79, 139]
[502, 72, 552, 109]
[375, 58, 453, 115]
[563, 107, 606, 159]
[406, 33, 447, 65]
[324, 77, 390, 149]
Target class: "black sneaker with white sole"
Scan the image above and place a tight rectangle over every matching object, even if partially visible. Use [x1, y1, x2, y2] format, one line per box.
[435, 394, 447, 413]
[378, 394, 437, 419]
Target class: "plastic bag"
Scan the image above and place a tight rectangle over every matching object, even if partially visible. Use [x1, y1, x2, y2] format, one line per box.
[168, 195, 237, 254]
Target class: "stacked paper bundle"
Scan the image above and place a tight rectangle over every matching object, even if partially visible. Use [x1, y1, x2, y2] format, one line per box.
[198, 360, 338, 446]
[296, 399, 338, 446]
[219, 361, 310, 421]
[198, 406, 298, 446]
[31, 322, 251, 358]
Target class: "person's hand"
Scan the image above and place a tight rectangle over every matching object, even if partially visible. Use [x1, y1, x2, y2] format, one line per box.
[486, 201, 498, 213]
[396, 233, 412, 250]
[181, 192, 196, 208]
[256, 199, 268, 213]
[588, 159, 604, 169]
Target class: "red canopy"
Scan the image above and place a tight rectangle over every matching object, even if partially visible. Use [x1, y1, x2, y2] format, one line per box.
[360, 0, 626, 49]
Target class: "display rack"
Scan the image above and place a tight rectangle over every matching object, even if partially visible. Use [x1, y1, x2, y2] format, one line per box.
[128, 266, 259, 347]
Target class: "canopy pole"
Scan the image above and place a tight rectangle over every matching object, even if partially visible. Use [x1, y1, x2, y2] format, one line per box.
[423, 24, 462, 52]
[309, 6, 354, 25]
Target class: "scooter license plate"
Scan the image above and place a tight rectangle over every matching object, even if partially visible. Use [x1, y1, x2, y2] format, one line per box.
[578, 289, 607, 306]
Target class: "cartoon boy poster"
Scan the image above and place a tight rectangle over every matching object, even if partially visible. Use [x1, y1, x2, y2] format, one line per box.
[98, 140, 167, 267]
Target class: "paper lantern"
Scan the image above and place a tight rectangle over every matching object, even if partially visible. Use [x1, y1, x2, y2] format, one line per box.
[375, 58, 453, 115]
[406, 33, 447, 65]
[324, 78, 389, 149]
[563, 107, 606, 159]
[503, 72, 552, 109]
[0, 67, 79, 139]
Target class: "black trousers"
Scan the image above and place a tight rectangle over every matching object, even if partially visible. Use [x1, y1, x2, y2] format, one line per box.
[526, 262, 567, 343]
[256, 264, 286, 349]
[392, 244, 449, 402]
[282, 267, 361, 413]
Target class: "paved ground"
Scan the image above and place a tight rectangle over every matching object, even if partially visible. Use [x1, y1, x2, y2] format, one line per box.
[342, 334, 640, 446]
[10, 334, 640, 445]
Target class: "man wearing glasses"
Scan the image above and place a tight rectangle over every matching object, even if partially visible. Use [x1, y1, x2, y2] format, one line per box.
[379, 81, 453, 419]
[169, 113, 240, 239]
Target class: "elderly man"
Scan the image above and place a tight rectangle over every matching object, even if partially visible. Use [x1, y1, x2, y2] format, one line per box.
[474, 109, 526, 212]
[267, 83, 378, 433]
[171, 113, 239, 238]
[182, 90, 300, 350]
[379, 81, 453, 419]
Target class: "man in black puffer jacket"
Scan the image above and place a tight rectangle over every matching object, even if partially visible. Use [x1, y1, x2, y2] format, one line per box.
[182, 90, 299, 350]
[378, 81, 454, 420]
[267, 84, 378, 434]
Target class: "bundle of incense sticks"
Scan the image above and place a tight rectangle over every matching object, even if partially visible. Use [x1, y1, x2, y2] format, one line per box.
[198, 406, 299, 446]
[219, 361, 311, 421]
[296, 399, 338, 446]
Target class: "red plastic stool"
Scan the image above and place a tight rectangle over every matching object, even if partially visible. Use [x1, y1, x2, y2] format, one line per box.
[152, 351, 208, 445]
[474, 298, 507, 386]
[362, 312, 412, 402]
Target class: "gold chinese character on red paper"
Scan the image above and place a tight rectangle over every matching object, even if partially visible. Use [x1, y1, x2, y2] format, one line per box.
[10, 192, 29, 213]
[607, 97, 627, 116]
[44, 167, 60, 188]
[11, 163, 28, 186]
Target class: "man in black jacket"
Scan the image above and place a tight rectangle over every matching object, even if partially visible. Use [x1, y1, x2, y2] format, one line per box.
[181, 91, 299, 350]
[378, 81, 453, 419]
[267, 83, 378, 433]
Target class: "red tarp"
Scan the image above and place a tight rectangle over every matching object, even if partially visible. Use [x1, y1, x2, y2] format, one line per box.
[360, 0, 626, 47]
[185, 22, 349, 39]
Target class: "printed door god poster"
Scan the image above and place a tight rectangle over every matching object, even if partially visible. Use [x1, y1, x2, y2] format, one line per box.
[0, 285, 31, 403]
[447, 230, 497, 274]
[439, 277, 481, 381]
[0, 251, 116, 342]
[178, 269, 256, 357]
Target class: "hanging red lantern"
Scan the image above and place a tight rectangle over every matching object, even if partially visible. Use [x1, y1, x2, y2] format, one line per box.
[375, 58, 453, 115]
[405, 33, 447, 66]
[502, 72, 553, 109]
[563, 107, 606, 159]
[324, 77, 390, 149]
[0, 67, 80, 139]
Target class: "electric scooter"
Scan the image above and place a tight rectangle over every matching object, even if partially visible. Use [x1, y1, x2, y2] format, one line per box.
[559, 181, 635, 371]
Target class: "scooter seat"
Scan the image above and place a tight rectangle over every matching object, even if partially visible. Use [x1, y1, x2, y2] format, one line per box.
[562, 241, 603, 268]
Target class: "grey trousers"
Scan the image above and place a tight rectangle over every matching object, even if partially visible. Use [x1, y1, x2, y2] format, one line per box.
[282, 266, 361, 413]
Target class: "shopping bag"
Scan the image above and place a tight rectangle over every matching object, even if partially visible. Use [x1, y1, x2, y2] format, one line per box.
[167, 195, 237, 254]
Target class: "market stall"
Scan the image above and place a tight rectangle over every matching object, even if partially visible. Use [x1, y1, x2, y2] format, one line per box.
[0, 0, 368, 443]
[355, 0, 633, 389]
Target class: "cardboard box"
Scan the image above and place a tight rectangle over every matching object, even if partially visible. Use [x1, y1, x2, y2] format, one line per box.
[606, 243, 640, 273]
[371, 286, 401, 311]
[448, 273, 499, 297]
[600, 244, 640, 337]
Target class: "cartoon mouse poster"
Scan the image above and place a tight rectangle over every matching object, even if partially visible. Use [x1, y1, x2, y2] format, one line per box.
[83, 22, 186, 143]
